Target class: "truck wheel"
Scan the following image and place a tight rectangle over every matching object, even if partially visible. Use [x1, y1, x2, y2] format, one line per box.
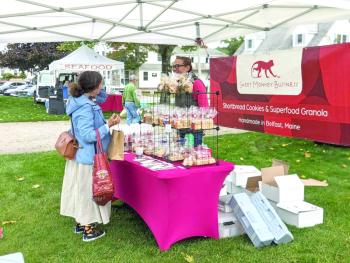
[33, 90, 38, 104]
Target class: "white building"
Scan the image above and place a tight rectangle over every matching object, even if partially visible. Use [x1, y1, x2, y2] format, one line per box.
[95, 43, 226, 90]
[235, 19, 350, 55]
[137, 47, 226, 90]
[138, 51, 162, 90]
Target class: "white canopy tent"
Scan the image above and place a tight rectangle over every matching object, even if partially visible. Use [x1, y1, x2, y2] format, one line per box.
[48, 45, 124, 93]
[1, 0, 350, 45]
[48, 45, 124, 71]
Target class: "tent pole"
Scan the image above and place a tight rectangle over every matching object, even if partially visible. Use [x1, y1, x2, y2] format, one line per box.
[195, 22, 202, 79]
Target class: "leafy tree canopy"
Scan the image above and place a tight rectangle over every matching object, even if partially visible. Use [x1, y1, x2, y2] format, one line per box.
[56, 41, 97, 52]
[217, 37, 244, 56]
[107, 42, 177, 74]
[0, 43, 68, 72]
[107, 42, 153, 71]
[180, 45, 198, 52]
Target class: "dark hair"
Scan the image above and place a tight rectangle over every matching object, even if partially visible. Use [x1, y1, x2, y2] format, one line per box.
[69, 71, 102, 97]
[176, 56, 192, 72]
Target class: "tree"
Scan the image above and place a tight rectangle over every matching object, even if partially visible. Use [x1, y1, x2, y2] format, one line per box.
[56, 41, 97, 52]
[0, 43, 68, 72]
[1, 72, 15, 80]
[156, 45, 176, 75]
[107, 42, 151, 71]
[108, 43, 177, 75]
[19, 71, 26, 79]
[217, 37, 244, 56]
[180, 45, 198, 52]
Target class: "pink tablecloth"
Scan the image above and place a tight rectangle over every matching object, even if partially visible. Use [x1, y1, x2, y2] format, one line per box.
[110, 153, 234, 250]
[98, 94, 123, 112]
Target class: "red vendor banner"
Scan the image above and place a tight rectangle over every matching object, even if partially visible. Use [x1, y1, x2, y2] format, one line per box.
[210, 43, 350, 146]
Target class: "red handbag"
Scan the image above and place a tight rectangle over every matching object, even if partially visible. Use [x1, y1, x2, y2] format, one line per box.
[92, 129, 114, 206]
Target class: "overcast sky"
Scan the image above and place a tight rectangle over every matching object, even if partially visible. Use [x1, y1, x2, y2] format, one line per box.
[0, 43, 6, 51]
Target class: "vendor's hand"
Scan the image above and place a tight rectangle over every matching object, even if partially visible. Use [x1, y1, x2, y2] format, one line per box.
[108, 113, 121, 127]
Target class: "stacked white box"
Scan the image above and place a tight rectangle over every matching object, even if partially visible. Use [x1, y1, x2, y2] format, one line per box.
[219, 194, 233, 213]
[219, 222, 245, 238]
[230, 193, 274, 247]
[269, 200, 324, 228]
[251, 192, 293, 244]
[225, 181, 244, 195]
[259, 171, 324, 228]
[219, 183, 228, 197]
[218, 210, 235, 224]
[218, 210, 245, 238]
[260, 174, 304, 203]
[232, 165, 261, 187]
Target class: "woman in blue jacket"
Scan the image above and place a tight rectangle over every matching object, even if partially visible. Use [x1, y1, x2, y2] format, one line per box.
[60, 71, 120, 242]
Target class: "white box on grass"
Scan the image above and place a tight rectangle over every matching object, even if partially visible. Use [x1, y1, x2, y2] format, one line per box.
[230, 193, 274, 248]
[219, 194, 233, 213]
[251, 192, 293, 244]
[232, 165, 261, 187]
[219, 222, 245, 238]
[260, 165, 304, 203]
[225, 181, 245, 195]
[269, 200, 324, 228]
[218, 210, 235, 224]
[219, 183, 228, 196]
[218, 210, 245, 238]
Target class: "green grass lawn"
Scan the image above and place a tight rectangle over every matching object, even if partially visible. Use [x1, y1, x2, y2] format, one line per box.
[0, 96, 116, 122]
[0, 96, 68, 122]
[1, 132, 350, 262]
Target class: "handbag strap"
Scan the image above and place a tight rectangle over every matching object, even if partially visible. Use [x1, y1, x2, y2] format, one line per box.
[91, 104, 108, 154]
[70, 118, 75, 137]
[95, 128, 103, 154]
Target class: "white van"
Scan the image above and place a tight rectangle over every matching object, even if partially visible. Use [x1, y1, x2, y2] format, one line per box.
[34, 70, 54, 103]
[34, 68, 123, 103]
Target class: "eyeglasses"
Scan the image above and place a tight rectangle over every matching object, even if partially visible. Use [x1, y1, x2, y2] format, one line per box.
[172, 64, 185, 69]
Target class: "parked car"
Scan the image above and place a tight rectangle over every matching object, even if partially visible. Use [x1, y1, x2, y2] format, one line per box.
[0, 81, 26, 94]
[16, 85, 36, 97]
[4, 83, 32, 96]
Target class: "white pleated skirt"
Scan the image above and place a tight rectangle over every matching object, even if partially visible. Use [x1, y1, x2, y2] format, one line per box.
[60, 160, 111, 225]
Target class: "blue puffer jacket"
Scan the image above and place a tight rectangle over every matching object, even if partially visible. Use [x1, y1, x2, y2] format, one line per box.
[66, 94, 110, 165]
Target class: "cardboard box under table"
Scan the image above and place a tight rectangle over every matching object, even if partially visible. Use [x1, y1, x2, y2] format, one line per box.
[110, 153, 234, 251]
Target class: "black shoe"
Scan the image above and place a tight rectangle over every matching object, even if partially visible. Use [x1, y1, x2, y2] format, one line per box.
[83, 225, 105, 242]
[74, 223, 96, 234]
[74, 223, 84, 234]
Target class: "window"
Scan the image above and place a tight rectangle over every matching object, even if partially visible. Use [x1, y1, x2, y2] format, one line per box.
[343, 35, 348, 43]
[152, 73, 157, 77]
[191, 57, 194, 63]
[335, 34, 348, 44]
[157, 54, 162, 61]
[205, 57, 209, 63]
[125, 71, 130, 83]
[143, 72, 148, 81]
[247, 39, 253, 49]
[296, 34, 304, 45]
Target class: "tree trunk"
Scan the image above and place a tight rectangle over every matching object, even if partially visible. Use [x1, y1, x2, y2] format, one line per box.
[159, 45, 176, 75]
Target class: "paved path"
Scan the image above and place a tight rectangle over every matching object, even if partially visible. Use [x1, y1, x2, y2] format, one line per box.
[0, 121, 246, 154]
[0, 121, 70, 154]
